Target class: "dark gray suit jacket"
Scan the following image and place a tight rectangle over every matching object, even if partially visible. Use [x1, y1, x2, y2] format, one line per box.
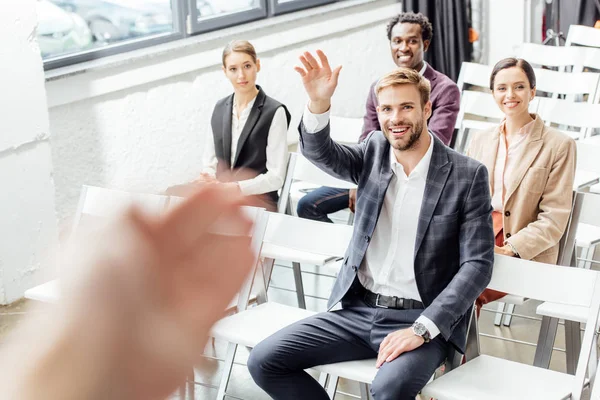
[299, 122, 494, 353]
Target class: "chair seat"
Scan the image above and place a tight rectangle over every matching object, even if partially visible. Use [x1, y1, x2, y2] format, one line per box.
[499, 295, 527, 305]
[575, 223, 600, 248]
[421, 355, 575, 400]
[574, 170, 600, 191]
[261, 243, 341, 266]
[24, 279, 59, 303]
[26, 279, 259, 312]
[211, 302, 316, 348]
[314, 359, 377, 384]
[536, 302, 588, 323]
[211, 302, 379, 383]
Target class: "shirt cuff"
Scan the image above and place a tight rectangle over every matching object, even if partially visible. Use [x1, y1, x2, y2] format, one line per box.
[504, 240, 520, 257]
[302, 104, 331, 133]
[416, 315, 440, 340]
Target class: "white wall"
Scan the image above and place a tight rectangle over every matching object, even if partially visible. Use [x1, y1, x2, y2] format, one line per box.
[0, 0, 58, 303]
[48, 1, 399, 224]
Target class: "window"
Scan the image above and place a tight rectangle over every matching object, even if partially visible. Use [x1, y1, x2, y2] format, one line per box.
[268, 0, 337, 16]
[39, 0, 343, 70]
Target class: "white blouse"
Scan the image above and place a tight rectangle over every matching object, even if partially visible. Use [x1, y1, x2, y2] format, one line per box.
[201, 94, 289, 196]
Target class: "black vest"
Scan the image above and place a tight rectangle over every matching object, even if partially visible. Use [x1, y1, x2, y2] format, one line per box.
[211, 86, 291, 207]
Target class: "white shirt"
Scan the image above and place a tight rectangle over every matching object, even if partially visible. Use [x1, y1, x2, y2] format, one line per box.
[303, 105, 440, 339]
[201, 94, 289, 196]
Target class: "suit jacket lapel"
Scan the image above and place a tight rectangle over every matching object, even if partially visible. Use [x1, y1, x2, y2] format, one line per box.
[414, 136, 452, 257]
[377, 143, 394, 221]
[222, 94, 234, 168]
[233, 86, 266, 167]
[503, 116, 544, 203]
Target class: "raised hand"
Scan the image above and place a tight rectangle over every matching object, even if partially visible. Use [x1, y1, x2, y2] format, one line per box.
[294, 50, 342, 114]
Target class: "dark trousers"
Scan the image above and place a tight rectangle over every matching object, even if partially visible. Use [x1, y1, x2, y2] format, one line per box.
[247, 285, 451, 400]
[296, 186, 349, 223]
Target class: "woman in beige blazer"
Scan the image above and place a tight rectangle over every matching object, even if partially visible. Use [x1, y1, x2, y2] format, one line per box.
[466, 58, 576, 310]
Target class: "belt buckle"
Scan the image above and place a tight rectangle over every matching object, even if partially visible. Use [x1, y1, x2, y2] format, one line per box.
[375, 294, 388, 308]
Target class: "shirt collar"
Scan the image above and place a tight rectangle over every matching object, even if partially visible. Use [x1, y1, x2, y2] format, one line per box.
[232, 94, 258, 117]
[498, 114, 537, 138]
[418, 62, 428, 76]
[389, 131, 434, 178]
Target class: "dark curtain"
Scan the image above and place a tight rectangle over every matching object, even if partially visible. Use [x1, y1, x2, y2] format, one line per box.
[558, 0, 600, 35]
[402, 0, 472, 82]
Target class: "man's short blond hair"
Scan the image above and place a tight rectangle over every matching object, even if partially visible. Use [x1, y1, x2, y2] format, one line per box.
[375, 68, 431, 107]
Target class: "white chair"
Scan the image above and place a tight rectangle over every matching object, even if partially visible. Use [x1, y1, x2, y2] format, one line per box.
[24, 185, 170, 303]
[534, 191, 600, 376]
[566, 25, 600, 49]
[536, 97, 600, 140]
[517, 42, 584, 71]
[274, 152, 357, 309]
[534, 68, 600, 103]
[212, 211, 357, 399]
[421, 254, 600, 400]
[329, 115, 364, 144]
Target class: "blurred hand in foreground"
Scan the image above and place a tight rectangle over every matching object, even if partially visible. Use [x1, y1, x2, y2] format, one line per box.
[1, 185, 255, 400]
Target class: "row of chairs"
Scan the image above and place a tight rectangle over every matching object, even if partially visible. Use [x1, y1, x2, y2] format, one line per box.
[24, 180, 600, 399]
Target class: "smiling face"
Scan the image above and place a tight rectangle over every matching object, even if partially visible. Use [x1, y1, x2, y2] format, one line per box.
[222, 51, 260, 93]
[492, 67, 536, 118]
[389, 22, 429, 70]
[376, 83, 431, 151]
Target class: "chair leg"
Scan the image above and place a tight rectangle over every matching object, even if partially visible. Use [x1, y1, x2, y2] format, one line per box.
[215, 343, 238, 400]
[326, 375, 339, 399]
[589, 335, 598, 383]
[533, 316, 559, 369]
[359, 383, 371, 400]
[565, 320, 582, 375]
[502, 303, 516, 327]
[292, 261, 307, 309]
[578, 245, 596, 270]
[493, 302, 506, 326]
[187, 369, 195, 400]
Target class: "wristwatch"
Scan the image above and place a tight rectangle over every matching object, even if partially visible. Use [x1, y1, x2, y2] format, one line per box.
[411, 322, 431, 343]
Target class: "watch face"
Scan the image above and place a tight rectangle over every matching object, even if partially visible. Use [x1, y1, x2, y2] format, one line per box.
[413, 323, 426, 336]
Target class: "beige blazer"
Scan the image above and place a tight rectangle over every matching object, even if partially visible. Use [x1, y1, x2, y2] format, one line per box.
[466, 114, 576, 264]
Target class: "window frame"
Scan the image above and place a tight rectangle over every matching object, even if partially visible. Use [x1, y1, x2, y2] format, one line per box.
[268, 0, 339, 16]
[188, 0, 268, 35]
[42, 0, 345, 70]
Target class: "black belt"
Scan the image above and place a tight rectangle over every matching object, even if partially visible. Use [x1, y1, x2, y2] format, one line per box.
[362, 289, 424, 310]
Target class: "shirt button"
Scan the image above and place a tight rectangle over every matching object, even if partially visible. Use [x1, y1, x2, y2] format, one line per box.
[506, 233, 511, 238]
[364, 235, 370, 243]
[352, 265, 358, 271]
[505, 211, 511, 217]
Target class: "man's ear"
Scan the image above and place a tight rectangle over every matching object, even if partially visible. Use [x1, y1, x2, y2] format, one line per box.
[376, 105, 381, 114]
[423, 40, 430, 52]
[424, 100, 432, 120]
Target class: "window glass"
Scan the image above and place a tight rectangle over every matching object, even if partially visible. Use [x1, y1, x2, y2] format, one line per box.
[38, 0, 173, 59]
[196, 0, 260, 20]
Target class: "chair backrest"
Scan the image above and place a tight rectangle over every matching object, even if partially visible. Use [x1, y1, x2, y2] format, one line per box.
[277, 152, 357, 215]
[534, 68, 600, 103]
[577, 141, 600, 174]
[579, 47, 600, 72]
[329, 116, 364, 144]
[488, 254, 600, 397]
[536, 97, 600, 139]
[73, 185, 169, 233]
[566, 24, 600, 49]
[170, 196, 270, 313]
[518, 43, 583, 71]
[263, 211, 353, 259]
[456, 62, 492, 93]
